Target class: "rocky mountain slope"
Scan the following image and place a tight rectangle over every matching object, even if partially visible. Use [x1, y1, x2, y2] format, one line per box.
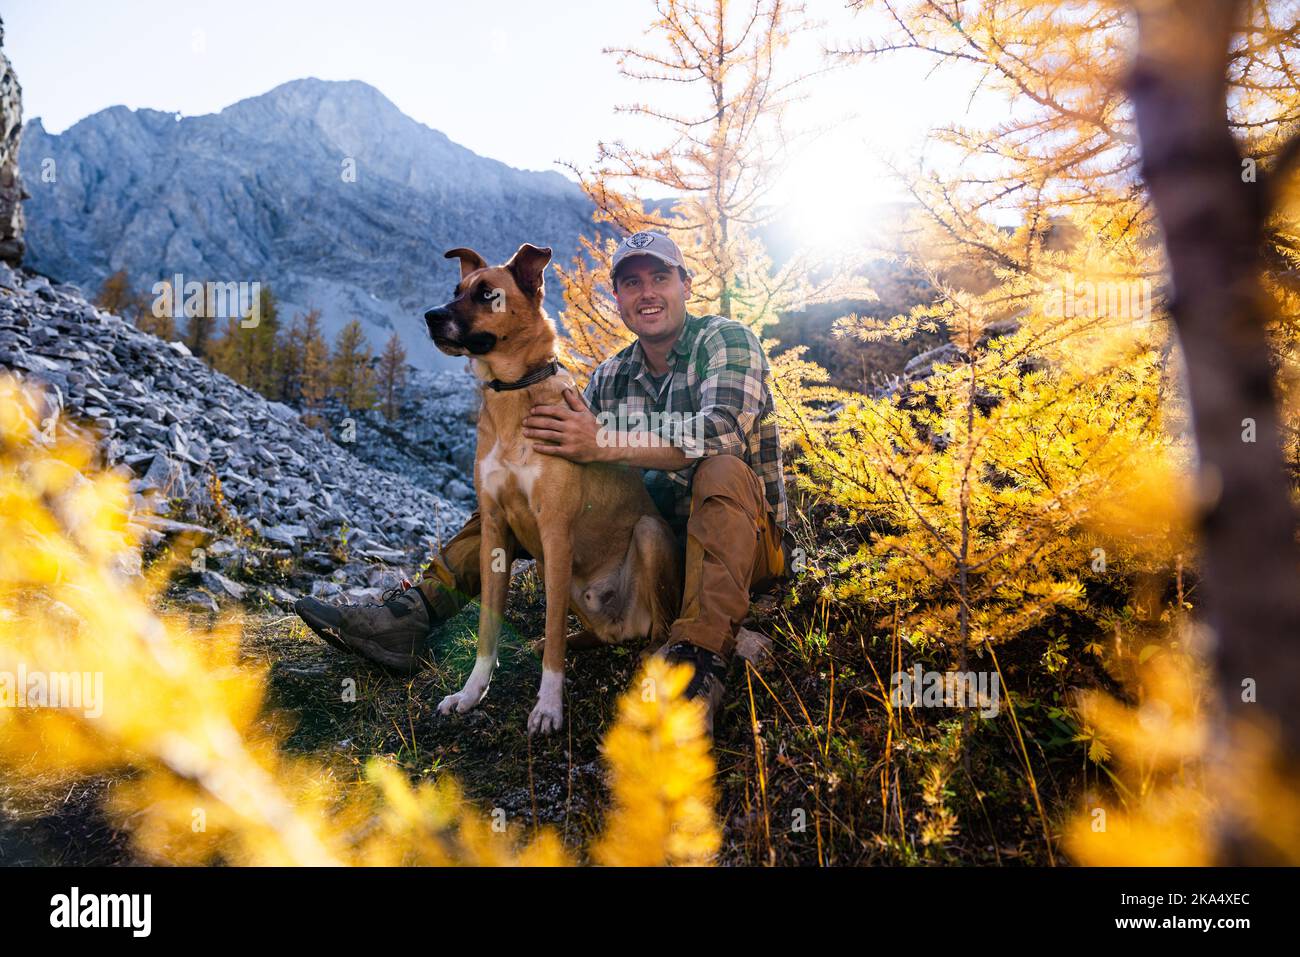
[0, 17, 23, 266]
[0, 258, 474, 609]
[320, 367, 479, 504]
[18, 77, 598, 370]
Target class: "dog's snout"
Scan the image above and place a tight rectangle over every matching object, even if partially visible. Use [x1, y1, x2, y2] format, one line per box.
[424, 305, 458, 341]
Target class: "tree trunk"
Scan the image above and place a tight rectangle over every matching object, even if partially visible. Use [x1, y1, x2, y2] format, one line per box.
[1129, 0, 1300, 863]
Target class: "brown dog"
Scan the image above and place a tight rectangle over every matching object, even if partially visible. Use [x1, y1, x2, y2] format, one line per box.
[422, 243, 681, 734]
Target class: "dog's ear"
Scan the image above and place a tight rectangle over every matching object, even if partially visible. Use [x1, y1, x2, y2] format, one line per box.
[506, 243, 552, 299]
[444, 247, 488, 281]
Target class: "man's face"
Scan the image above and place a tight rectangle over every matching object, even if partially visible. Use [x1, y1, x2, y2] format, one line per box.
[612, 255, 691, 346]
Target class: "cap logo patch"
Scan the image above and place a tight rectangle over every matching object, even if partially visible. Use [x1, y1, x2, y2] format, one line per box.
[626, 232, 656, 248]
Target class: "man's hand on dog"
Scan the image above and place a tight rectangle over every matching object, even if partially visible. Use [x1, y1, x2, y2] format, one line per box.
[524, 389, 603, 462]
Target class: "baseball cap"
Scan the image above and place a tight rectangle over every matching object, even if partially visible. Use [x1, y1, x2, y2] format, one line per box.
[610, 230, 691, 282]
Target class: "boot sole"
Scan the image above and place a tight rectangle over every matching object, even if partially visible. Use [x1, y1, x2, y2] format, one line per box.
[294, 598, 354, 655]
[294, 597, 427, 675]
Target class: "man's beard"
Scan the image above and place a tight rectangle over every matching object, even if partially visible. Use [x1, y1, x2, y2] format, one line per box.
[625, 305, 686, 345]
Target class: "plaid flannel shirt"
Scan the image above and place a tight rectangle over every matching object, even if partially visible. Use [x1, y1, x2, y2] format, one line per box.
[581, 312, 787, 529]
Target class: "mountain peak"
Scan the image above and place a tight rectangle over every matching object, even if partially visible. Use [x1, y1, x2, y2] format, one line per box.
[233, 77, 399, 115]
[18, 79, 601, 373]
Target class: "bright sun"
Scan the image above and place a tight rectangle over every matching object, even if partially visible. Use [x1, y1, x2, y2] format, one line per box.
[773, 146, 905, 254]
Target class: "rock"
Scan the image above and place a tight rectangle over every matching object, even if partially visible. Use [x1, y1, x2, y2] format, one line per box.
[137, 453, 187, 496]
[366, 567, 398, 588]
[206, 539, 249, 571]
[200, 570, 246, 601]
[126, 521, 164, 548]
[309, 580, 343, 599]
[133, 515, 214, 538]
[123, 450, 155, 471]
[735, 626, 774, 667]
[358, 544, 408, 563]
[262, 584, 299, 608]
[17, 77, 597, 368]
[182, 590, 219, 613]
[263, 523, 310, 547]
[111, 550, 143, 581]
[168, 422, 189, 455]
[0, 255, 472, 607]
[302, 550, 338, 572]
[0, 15, 24, 267]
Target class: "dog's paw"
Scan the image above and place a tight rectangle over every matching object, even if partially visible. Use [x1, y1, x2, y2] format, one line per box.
[527, 699, 564, 736]
[438, 684, 487, 715]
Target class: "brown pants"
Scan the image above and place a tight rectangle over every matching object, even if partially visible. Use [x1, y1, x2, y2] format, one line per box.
[416, 455, 786, 658]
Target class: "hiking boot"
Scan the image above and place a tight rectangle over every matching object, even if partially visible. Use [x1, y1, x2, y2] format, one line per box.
[660, 640, 729, 737]
[295, 581, 457, 674]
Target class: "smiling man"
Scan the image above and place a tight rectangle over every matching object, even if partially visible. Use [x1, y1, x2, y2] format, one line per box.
[295, 230, 790, 733]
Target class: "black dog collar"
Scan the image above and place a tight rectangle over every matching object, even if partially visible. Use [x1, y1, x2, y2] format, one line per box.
[486, 358, 561, 392]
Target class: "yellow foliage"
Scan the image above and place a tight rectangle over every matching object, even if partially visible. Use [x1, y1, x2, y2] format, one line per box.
[554, 0, 870, 445]
[593, 659, 721, 866]
[1067, 644, 1300, 867]
[0, 373, 717, 866]
[1065, 650, 1213, 866]
[799, 268, 1192, 651]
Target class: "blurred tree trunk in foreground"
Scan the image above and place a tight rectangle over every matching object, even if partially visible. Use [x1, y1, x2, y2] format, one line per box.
[1130, 0, 1300, 863]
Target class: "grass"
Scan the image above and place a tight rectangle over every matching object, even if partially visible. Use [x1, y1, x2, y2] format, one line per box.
[248, 583, 641, 854]
[0, 500, 1113, 866]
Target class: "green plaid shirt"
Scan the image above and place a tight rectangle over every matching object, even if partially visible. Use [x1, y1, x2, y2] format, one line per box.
[581, 312, 787, 529]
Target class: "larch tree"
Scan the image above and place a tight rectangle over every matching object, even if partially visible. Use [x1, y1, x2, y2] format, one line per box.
[98, 268, 176, 340]
[807, 0, 1180, 666]
[820, 0, 1300, 864]
[180, 283, 216, 359]
[94, 269, 137, 318]
[1127, 0, 1300, 864]
[376, 332, 408, 422]
[330, 319, 377, 413]
[247, 285, 282, 400]
[208, 286, 280, 398]
[209, 315, 253, 386]
[293, 309, 331, 429]
[274, 312, 307, 405]
[135, 277, 177, 341]
[556, 0, 872, 436]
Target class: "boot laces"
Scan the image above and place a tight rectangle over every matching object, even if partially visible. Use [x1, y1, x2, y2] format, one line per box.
[665, 641, 728, 691]
[380, 579, 415, 604]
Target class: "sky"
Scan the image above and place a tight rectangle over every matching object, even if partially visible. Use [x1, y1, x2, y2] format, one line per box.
[3, 0, 1002, 244]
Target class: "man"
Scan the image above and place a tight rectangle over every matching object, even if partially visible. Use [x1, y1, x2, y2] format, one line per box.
[295, 231, 789, 731]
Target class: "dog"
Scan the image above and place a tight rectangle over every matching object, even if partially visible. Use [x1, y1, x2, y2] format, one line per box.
[423, 242, 681, 734]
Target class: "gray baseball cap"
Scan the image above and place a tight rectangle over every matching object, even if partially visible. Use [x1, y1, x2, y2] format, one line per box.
[610, 230, 691, 281]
